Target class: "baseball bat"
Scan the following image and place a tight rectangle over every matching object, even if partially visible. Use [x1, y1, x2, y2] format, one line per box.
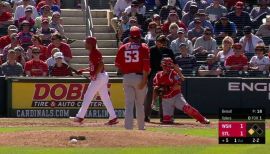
[69, 66, 90, 80]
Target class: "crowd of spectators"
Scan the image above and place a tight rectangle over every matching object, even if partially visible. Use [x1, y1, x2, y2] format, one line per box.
[0, 0, 75, 77]
[112, 0, 270, 77]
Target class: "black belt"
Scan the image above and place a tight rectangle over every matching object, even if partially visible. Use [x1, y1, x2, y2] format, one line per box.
[136, 73, 143, 75]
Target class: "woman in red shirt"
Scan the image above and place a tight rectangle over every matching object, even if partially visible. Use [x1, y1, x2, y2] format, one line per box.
[162, 10, 186, 35]
[27, 35, 49, 61]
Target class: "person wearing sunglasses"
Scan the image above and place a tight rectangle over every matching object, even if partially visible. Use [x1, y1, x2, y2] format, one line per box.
[24, 47, 48, 76]
[194, 27, 217, 56]
[249, 45, 269, 72]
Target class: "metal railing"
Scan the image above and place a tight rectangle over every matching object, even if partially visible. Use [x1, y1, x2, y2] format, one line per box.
[81, 0, 93, 36]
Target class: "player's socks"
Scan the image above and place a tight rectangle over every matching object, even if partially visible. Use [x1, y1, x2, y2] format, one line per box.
[183, 104, 209, 124]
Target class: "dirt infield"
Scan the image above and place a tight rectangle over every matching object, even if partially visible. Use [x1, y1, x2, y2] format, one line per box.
[0, 118, 219, 147]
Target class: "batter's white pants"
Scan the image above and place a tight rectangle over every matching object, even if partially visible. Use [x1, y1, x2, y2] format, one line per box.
[76, 72, 117, 120]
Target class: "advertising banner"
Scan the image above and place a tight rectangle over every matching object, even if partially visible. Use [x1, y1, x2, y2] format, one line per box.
[7, 78, 125, 118]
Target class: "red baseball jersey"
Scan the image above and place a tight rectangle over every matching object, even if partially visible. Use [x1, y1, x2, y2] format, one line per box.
[115, 42, 150, 74]
[153, 70, 181, 99]
[24, 60, 48, 76]
[89, 48, 104, 76]
[50, 63, 73, 76]
[48, 42, 73, 59]
[225, 54, 248, 70]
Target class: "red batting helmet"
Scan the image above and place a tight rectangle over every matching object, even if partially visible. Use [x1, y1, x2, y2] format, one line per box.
[85, 36, 97, 48]
[130, 26, 141, 39]
[161, 57, 174, 71]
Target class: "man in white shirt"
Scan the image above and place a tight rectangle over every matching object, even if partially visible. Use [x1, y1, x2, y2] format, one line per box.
[239, 26, 264, 54]
[14, 0, 39, 21]
[111, 0, 132, 32]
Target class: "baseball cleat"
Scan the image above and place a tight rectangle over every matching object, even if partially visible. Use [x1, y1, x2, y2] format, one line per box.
[105, 118, 119, 125]
[70, 117, 84, 124]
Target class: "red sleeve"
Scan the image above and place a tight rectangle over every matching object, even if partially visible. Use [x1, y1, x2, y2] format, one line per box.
[142, 44, 150, 73]
[225, 56, 233, 66]
[115, 45, 124, 69]
[162, 22, 169, 34]
[61, 43, 72, 59]
[47, 44, 53, 56]
[242, 56, 248, 65]
[24, 62, 31, 72]
[153, 72, 161, 87]
[178, 21, 187, 31]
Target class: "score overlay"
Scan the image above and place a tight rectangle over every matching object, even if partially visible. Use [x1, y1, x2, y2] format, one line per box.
[219, 108, 265, 144]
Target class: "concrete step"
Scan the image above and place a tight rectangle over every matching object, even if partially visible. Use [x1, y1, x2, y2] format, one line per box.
[71, 48, 117, 56]
[97, 40, 118, 48]
[70, 40, 84, 48]
[65, 33, 85, 40]
[92, 18, 108, 25]
[64, 25, 86, 33]
[61, 9, 83, 17]
[92, 25, 113, 33]
[62, 17, 84, 25]
[93, 33, 115, 40]
[71, 55, 115, 64]
[91, 10, 108, 18]
[71, 63, 117, 72]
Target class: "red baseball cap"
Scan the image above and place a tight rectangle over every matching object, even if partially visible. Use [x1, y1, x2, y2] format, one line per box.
[130, 26, 141, 38]
[235, 1, 244, 9]
[85, 36, 97, 47]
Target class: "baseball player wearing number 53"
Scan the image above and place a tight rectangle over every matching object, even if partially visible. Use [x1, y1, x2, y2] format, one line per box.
[70, 36, 118, 125]
[152, 57, 210, 124]
[115, 26, 150, 130]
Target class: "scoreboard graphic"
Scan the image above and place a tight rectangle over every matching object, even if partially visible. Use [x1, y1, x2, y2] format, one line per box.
[219, 108, 265, 144]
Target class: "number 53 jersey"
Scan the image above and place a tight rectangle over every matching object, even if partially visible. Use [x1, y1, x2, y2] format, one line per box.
[115, 42, 150, 74]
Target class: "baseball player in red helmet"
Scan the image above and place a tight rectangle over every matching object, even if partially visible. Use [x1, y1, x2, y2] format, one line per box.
[70, 36, 118, 125]
[152, 57, 210, 124]
[115, 26, 150, 130]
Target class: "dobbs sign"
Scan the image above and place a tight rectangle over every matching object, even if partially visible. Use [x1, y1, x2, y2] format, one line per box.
[9, 80, 125, 118]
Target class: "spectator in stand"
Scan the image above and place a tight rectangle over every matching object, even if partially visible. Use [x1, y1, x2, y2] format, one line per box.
[152, 14, 162, 27]
[256, 15, 270, 37]
[14, 46, 27, 66]
[144, 21, 157, 47]
[14, 0, 39, 21]
[46, 48, 67, 70]
[159, 0, 182, 22]
[162, 10, 186, 35]
[178, 0, 192, 9]
[49, 51, 72, 76]
[187, 18, 204, 44]
[145, 0, 157, 10]
[111, 0, 132, 33]
[223, 0, 244, 11]
[205, 0, 227, 23]
[49, 12, 65, 40]
[12, 0, 36, 10]
[120, 16, 141, 42]
[117, 12, 130, 40]
[16, 6, 35, 28]
[225, 43, 248, 71]
[198, 54, 222, 76]
[181, 4, 198, 27]
[249, 0, 270, 22]
[35, 5, 52, 29]
[124, 0, 146, 27]
[249, 45, 269, 72]
[0, 25, 18, 53]
[183, 0, 208, 14]
[36, 0, 61, 13]
[48, 33, 72, 63]
[0, 1, 14, 36]
[167, 23, 179, 44]
[17, 20, 33, 51]
[1, 49, 24, 76]
[239, 26, 264, 56]
[175, 43, 197, 75]
[214, 15, 237, 38]
[216, 36, 234, 66]
[227, 1, 252, 36]
[144, 34, 175, 122]
[27, 35, 49, 61]
[194, 28, 217, 56]
[2, 33, 20, 62]
[188, 9, 214, 32]
[24, 47, 48, 76]
[36, 18, 56, 45]
[170, 28, 193, 55]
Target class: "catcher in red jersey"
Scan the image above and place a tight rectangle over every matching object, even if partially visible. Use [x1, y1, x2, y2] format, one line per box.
[115, 26, 150, 130]
[152, 57, 210, 124]
[70, 36, 118, 125]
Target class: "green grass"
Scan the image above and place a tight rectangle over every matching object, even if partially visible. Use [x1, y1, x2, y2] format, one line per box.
[0, 119, 269, 154]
